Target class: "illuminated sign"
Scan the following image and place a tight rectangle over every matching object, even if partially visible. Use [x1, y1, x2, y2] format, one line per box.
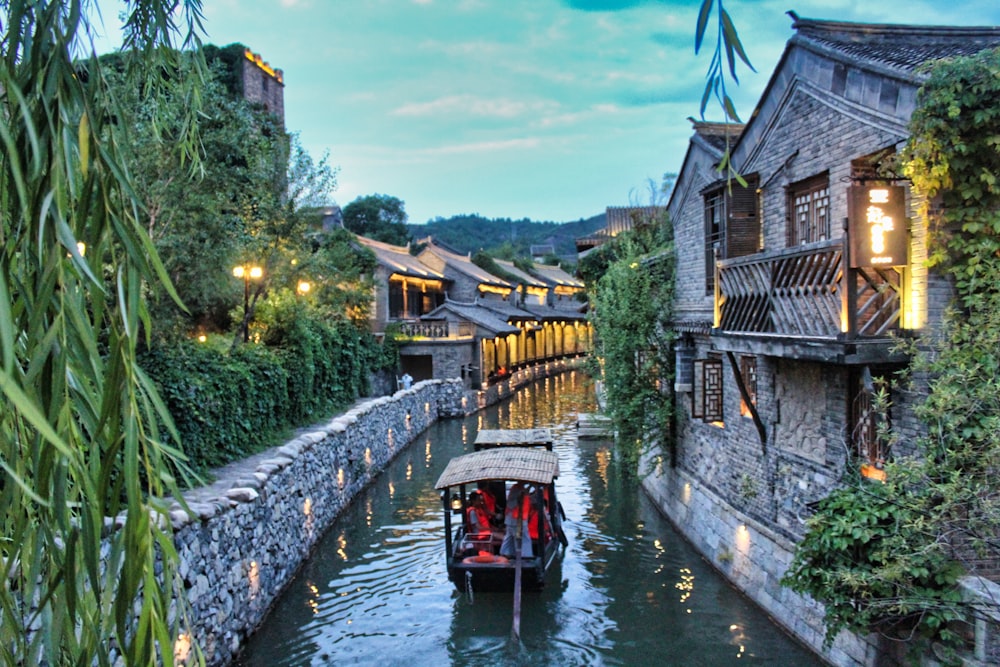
[848, 185, 907, 268]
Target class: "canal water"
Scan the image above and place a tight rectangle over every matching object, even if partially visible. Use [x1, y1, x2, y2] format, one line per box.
[233, 372, 823, 666]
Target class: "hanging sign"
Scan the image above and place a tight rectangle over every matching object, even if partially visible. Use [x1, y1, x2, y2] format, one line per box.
[848, 185, 907, 268]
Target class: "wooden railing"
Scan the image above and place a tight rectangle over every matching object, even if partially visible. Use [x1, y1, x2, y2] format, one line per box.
[397, 320, 475, 338]
[715, 238, 901, 339]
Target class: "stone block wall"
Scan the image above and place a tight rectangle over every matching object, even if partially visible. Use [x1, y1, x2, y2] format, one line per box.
[169, 379, 464, 666]
[640, 456, 877, 667]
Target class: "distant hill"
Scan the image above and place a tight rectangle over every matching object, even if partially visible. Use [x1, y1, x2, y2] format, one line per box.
[407, 213, 606, 261]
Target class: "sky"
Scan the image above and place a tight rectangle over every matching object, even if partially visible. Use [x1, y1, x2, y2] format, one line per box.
[89, 0, 1000, 225]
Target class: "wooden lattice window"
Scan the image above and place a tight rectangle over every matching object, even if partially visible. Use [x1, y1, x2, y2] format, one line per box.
[787, 174, 830, 245]
[693, 356, 724, 423]
[852, 368, 892, 481]
[739, 356, 757, 418]
[703, 175, 761, 293]
[704, 189, 724, 293]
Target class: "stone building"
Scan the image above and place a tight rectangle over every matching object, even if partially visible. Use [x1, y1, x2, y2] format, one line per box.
[240, 48, 284, 126]
[354, 235, 591, 389]
[575, 205, 666, 255]
[643, 15, 1000, 667]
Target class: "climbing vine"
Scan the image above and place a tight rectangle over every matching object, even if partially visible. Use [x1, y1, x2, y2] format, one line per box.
[783, 47, 1000, 658]
[587, 222, 675, 473]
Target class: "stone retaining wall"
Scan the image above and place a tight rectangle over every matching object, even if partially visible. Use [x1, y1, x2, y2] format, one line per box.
[170, 379, 464, 666]
[639, 454, 876, 667]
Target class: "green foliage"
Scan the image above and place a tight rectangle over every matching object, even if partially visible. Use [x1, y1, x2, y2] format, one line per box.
[588, 226, 675, 472]
[141, 310, 389, 472]
[695, 0, 755, 123]
[342, 193, 411, 245]
[409, 212, 605, 258]
[786, 47, 1000, 656]
[904, 47, 1000, 309]
[0, 2, 207, 665]
[783, 478, 964, 650]
[471, 252, 523, 285]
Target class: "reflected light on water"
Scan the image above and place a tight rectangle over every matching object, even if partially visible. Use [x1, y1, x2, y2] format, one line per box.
[594, 447, 610, 487]
[424, 439, 431, 466]
[406, 462, 412, 481]
[365, 498, 373, 527]
[675, 567, 694, 611]
[307, 582, 320, 615]
[336, 532, 347, 561]
[388, 481, 395, 498]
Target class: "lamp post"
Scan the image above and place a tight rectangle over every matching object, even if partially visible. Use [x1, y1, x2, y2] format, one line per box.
[233, 264, 263, 342]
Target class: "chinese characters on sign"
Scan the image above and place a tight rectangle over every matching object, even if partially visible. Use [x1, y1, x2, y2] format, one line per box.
[848, 185, 907, 268]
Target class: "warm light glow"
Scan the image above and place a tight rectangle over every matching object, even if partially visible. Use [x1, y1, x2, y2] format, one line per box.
[364, 447, 372, 467]
[248, 560, 260, 599]
[735, 524, 751, 553]
[682, 482, 691, 505]
[174, 634, 191, 663]
[243, 48, 283, 83]
[478, 284, 513, 297]
[297, 280, 311, 294]
[337, 467, 345, 488]
[233, 264, 263, 279]
[303, 497, 312, 516]
[197, 334, 207, 343]
[861, 463, 887, 482]
[76, 241, 86, 256]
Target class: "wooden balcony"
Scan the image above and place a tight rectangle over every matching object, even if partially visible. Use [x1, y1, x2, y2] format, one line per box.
[397, 320, 475, 339]
[713, 238, 906, 364]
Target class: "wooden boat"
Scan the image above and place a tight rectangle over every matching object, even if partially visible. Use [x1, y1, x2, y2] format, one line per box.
[435, 446, 566, 592]
[474, 427, 553, 451]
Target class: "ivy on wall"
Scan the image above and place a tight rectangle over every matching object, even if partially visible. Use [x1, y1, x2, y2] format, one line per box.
[141, 311, 392, 473]
[587, 223, 675, 472]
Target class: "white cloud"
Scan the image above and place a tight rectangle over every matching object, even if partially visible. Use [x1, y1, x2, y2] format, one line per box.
[392, 95, 557, 118]
[421, 137, 542, 155]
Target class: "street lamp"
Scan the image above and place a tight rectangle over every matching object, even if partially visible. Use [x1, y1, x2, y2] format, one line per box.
[297, 280, 311, 296]
[233, 264, 263, 342]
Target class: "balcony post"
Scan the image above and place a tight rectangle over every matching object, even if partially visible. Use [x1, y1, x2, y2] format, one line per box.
[842, 217, 857, 340]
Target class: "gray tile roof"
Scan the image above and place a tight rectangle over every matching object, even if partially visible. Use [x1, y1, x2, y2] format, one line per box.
[477, 300, 540, 323]
[529, 264, 585, 289]
[792, 16, 1000, 77]
[355, 235, 445, 280]
[420, 238, 513, 288]
[494, 259, 547, 288]
[427, 301, 521, 336]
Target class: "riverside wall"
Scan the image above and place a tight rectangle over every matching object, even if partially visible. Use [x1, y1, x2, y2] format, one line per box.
[639, 455, 874, 667]
[170, 357, 587, 667]
[169, 379, 464, 666]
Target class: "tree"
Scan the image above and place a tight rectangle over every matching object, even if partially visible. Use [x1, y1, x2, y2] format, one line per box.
[588, 224, 675, 472]
[342, 193, 411, 246]
[0, 2, 206, 665]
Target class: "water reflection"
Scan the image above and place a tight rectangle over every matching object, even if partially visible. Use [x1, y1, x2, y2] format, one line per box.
[233, 372, 822, 667]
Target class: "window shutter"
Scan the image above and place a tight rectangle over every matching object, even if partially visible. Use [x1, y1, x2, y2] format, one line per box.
[726, 175, 760, 258]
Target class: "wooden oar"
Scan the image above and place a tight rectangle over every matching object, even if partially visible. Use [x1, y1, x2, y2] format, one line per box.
[511, 529, 523, 642]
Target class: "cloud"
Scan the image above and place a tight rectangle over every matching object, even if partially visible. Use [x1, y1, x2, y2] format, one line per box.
[391, 95, 558, 118]
[561, 0, 669, 11]
[420, 137, 543, 155]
